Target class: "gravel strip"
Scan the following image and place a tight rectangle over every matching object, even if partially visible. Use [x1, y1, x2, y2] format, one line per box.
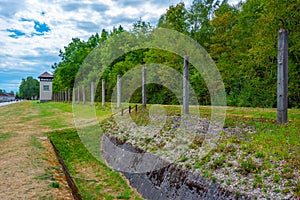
[102, 115, 299, 199]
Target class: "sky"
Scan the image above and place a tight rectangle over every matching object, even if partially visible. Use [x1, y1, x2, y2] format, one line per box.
[0, 0, 238, 93]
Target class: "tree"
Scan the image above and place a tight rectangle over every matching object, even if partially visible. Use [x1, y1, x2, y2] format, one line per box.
[19, 76, 39, 99]
[158, 2, 189, 34]
[50, 1, 299, 108]
[188, 0, 222, 49]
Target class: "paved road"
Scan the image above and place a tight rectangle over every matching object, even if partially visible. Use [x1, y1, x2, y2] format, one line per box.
[0, 100, 22, 107]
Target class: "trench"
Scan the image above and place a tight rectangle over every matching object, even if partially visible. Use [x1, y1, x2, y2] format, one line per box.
[101, 135, 251, 200]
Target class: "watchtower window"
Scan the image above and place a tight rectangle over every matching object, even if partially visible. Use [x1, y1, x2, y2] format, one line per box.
[43, 85, 50, 91]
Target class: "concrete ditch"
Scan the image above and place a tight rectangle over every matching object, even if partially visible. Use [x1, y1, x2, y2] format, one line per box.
[102, 135, 251, 200]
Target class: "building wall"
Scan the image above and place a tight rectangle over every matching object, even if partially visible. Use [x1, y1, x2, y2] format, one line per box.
[40, 81, 52, 101]
[0, 95, 15, 102]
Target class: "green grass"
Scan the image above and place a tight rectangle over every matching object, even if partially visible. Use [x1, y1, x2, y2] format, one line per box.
[7, 101, 297, 198]
[47, 128, 142, 200]
[30, 135, 46, 150]
[49, 182, 60, 188]
[32, 101, 73, 114]
[0, 132, 15, 142]
[32, 101, 73, 129]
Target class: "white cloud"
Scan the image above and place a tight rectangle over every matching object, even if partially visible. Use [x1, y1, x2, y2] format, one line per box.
[0, 0, 194, 92]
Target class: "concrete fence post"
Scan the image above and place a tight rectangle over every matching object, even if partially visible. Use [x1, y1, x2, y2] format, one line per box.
[91, 82, 94, 106]
[102, 79, 105, 107]
[68, 89, 70, 103]
[82, 85, 85, 104]
[142, 67, 146, 110]
[77, 86, 80, 103]
[117, 75, 121, 108]
[183, 55, 189, 115]
[72, 88, 75, 103]
[65, 90, 67, 102]
[277, 29, 288, 124]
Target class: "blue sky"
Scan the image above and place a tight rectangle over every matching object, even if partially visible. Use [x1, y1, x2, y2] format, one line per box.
[0, 0, 238, 93]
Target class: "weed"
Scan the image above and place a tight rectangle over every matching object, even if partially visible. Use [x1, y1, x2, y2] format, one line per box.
[282, 168, 294, 179]
[211, 176, 217, 182]
[273, 173, 281, 183]
[227, 162, 233, 167]
[263, 172, 271, 178]
[105, 194, 114, 200]
[203, 171, 212, 178]
[240, 158, 261, 175]
[293, 181, 300, 197]
[116, 191, 133, 199]
[179, 156, 188, 162]
[255, 152, 264, 159]
[253, 175, 263, 188]
[95, 184, 103, 191]
[193, 164, 200, 169]
[49, 182, 59, 188]
[226, 179, 232, 186]
[274, 188, 280, 193]
[185, 163, 192, 169]
[282, 188, 290, 194]
[224, 144, 236, 153]
[211, 155, 226, 169]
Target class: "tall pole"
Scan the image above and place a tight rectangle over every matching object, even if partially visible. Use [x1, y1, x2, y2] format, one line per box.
[277, 29, 288, 124]
[65, 90, 67, 102]
[91, 82, 94, 106]
[77, 86, 80, 103]
[82, 85, 85, 104]
[183, 55, 189, 115]
[102, 79, 105, 107]
[117, 75, 121, 108]
[68, 89, 70, 103]
[142, 67, 146, 110]
[72, 88, 75, 103]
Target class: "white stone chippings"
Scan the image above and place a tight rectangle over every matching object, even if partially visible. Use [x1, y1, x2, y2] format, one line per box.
[103, 115, 297, 199]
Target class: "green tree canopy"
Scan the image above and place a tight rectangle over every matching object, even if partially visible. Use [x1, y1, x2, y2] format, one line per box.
[50, 0, 299, 108]
[19, 76, 39, 99]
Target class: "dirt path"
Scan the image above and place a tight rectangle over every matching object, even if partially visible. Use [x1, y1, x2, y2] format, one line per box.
[0, 101, 74, 199]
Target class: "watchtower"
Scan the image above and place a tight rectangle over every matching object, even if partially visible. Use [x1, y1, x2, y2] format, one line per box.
[38, 72, 54, 102]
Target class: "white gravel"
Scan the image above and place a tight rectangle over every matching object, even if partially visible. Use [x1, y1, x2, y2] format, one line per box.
[102, 115, 299, 199]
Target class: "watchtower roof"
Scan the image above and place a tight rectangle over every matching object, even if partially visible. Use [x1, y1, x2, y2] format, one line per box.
[38, 72, 54, 79]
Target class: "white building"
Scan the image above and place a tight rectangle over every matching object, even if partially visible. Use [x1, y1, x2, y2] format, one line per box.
[38, 72, 54, 102]
[0, 93, 15, 102]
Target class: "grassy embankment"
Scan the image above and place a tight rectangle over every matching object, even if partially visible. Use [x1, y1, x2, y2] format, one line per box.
[103, 105, 300, 198]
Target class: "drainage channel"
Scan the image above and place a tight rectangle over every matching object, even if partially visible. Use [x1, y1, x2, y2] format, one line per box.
[50, 140, 82, 200]
[102, 135, 251, 200]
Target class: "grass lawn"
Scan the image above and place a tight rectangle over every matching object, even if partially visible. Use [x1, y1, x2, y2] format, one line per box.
[48, 128, 142, 200]
[2, 100, 298, 199]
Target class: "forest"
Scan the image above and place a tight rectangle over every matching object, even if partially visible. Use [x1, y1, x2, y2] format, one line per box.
[51, 0, 300, 108]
